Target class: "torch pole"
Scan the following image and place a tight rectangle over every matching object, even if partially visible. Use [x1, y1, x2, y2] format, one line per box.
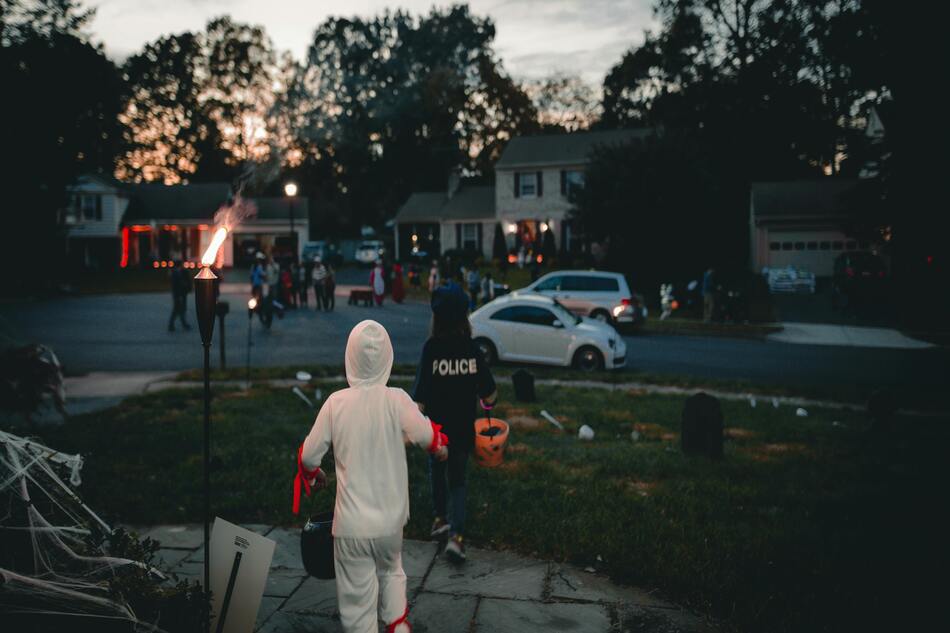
[202, 340, 211, 607]
[246, 306, 253, 389]
[194, 265, 218, 633]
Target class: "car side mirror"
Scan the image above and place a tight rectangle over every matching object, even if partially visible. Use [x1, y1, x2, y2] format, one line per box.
[552, 319, 564, 329]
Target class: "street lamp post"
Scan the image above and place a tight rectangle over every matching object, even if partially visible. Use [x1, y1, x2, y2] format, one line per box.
[284, 182, 298, 261]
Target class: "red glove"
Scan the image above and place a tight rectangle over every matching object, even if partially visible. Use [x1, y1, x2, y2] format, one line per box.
[427, 422, 449, 454]
[292, 444, 323, 515]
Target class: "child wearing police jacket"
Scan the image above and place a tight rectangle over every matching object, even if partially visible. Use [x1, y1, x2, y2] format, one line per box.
[413, 285, 497, 562]
[294, 320, 448, 633]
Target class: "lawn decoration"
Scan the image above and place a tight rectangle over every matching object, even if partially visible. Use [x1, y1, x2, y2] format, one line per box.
[0, 430, 205, 631]
[0, 343, 66, 423]
[681, 392, 724, 459]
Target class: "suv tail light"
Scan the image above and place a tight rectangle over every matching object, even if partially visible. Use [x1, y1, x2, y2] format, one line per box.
[621, 297, 632, 306]
[845, 267, 855, 278]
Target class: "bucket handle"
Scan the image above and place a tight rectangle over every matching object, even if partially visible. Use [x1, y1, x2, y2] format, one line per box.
[480, 398, 494, 442]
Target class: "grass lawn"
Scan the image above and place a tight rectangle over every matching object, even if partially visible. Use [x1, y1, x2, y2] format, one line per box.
[21, 381, 945, 632]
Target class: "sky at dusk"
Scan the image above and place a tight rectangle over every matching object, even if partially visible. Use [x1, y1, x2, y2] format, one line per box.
[89, 0, 656, 84]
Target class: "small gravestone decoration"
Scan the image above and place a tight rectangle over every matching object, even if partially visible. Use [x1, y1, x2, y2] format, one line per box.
[681, 392, 723, 459]
[512, 369, 536, 402]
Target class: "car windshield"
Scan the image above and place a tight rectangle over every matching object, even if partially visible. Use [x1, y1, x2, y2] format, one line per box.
[551, 299, 581, 325]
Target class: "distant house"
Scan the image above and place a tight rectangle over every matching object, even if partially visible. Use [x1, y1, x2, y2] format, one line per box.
[393, 128, 652, 261]
[748, 179, 867, 276]
[65, 174, 308, 269]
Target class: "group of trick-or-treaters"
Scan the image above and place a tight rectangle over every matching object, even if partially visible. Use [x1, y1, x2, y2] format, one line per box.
[294, 282, 496, 633]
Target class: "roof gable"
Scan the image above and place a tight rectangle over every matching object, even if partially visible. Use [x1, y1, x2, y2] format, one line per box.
[395, 186, 495, 223]
[495, 128, 653, 169]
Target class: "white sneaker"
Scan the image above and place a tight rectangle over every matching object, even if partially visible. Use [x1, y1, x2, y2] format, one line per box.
[430, 517, 450, 538]
[445, 535, 466, 562]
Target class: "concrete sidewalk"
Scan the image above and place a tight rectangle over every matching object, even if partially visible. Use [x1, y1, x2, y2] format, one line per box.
[139, 524, 714, 633]
[768, 322, 933, 349]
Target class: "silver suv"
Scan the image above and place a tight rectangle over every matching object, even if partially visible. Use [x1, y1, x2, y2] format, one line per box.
[521, 270, 647, 328]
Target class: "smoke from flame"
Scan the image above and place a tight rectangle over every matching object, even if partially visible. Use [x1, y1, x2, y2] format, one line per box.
[200, 195, 258, 267]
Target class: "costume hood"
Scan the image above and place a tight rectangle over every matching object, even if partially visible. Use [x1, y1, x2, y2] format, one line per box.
[345, 320, 393, 387]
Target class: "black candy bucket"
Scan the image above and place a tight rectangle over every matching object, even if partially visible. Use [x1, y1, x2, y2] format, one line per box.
[300, 511, 335, 579]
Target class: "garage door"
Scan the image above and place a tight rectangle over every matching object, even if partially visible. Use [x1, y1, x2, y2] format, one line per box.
[766, 231, 868, 276]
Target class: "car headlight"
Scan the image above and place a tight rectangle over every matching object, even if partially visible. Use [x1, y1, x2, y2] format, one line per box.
[608, 338, 616, 349]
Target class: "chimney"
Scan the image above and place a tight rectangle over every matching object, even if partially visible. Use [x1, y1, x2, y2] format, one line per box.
[447, 167, 461, 199]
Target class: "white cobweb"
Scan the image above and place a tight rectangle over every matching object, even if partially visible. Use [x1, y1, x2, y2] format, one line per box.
[0, 430, 177, 631]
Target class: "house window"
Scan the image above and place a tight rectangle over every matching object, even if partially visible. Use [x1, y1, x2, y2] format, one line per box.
[769, 242, 780, 251]
[560, 170, 585, 197]
[461, 223, 478, 250]
[516, 172, 539, 197]
[80, 194, 102, 221]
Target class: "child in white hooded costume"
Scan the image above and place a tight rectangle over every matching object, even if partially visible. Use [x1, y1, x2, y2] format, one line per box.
[294, 319, 448, 633]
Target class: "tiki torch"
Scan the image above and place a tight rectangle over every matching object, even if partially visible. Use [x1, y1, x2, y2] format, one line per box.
[195, 226, 227, 622]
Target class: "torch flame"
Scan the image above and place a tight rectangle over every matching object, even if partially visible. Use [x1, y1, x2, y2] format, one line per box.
[201, 227, 228, 267]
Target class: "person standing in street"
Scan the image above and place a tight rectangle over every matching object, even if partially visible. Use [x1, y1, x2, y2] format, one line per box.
[391, 262, 406, 304]
[466, 267, 480, 311]
[311, 256, 328, 311]
[168, 261, 192, 332]
[480, 272, 495, 306]
[324, 263, 336, 312]
[266, 255, 280, 300]
[370, 259, 386, 307]
[251, 252, 265, 302]
[428, 260, 440, 294]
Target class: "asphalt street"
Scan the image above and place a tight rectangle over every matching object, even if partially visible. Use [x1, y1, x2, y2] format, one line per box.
[2, 290, 947, 396]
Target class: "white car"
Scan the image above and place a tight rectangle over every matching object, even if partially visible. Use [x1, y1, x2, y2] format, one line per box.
[355, 240, 385, 265]
[470, 293, 626, 371]
[521, 270, 647, 327]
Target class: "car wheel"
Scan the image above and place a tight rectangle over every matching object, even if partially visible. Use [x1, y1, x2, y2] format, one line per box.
[572, 346, 604, 372]
[474, 337, 497, 365]
[590, 309, 612, 325]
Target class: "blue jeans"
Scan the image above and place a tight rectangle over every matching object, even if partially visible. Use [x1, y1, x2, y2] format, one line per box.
[430, 447, 469, 536]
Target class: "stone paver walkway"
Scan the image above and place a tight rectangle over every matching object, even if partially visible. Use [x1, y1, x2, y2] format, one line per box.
[138, 524, 714, 633]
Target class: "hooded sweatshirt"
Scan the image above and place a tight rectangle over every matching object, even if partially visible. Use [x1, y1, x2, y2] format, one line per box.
[301, 320, 435, 538]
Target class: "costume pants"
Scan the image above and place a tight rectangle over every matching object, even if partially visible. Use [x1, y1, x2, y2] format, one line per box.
[334, 532, 407, 633]
[430, 447, 469, 536]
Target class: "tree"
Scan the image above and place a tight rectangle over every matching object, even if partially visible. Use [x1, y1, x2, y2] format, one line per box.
[296, 5, 538, 230]
[572, 132, 741, 292]
[492, 223, 507, 261]
[526, 73, 601, 132]
[1, 0, 123, 289]
[117, 16, 277, 184]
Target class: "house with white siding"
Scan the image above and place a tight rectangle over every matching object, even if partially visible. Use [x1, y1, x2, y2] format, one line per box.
[64, 175, 308, 269]
[393, 129, 652, 261]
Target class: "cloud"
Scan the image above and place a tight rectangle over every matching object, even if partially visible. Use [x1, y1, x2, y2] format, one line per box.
[89, 0, 656, 84]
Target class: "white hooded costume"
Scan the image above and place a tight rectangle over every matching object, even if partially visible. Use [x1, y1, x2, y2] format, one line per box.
[300, 320, 443, 633]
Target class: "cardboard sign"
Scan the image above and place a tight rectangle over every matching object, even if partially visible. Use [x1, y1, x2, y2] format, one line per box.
[209, 518, 276, 633]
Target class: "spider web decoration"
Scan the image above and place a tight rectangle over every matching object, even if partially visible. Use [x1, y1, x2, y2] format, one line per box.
[0, 430, 176, 631]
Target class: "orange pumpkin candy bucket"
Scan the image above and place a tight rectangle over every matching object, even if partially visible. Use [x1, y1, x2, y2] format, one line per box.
[473, 402, 509, 467]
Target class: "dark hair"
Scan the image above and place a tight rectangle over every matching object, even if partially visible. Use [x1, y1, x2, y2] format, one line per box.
[431, 310, 471, 339]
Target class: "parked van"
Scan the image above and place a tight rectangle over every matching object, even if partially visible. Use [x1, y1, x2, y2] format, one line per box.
[520, 270, 647, 328]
